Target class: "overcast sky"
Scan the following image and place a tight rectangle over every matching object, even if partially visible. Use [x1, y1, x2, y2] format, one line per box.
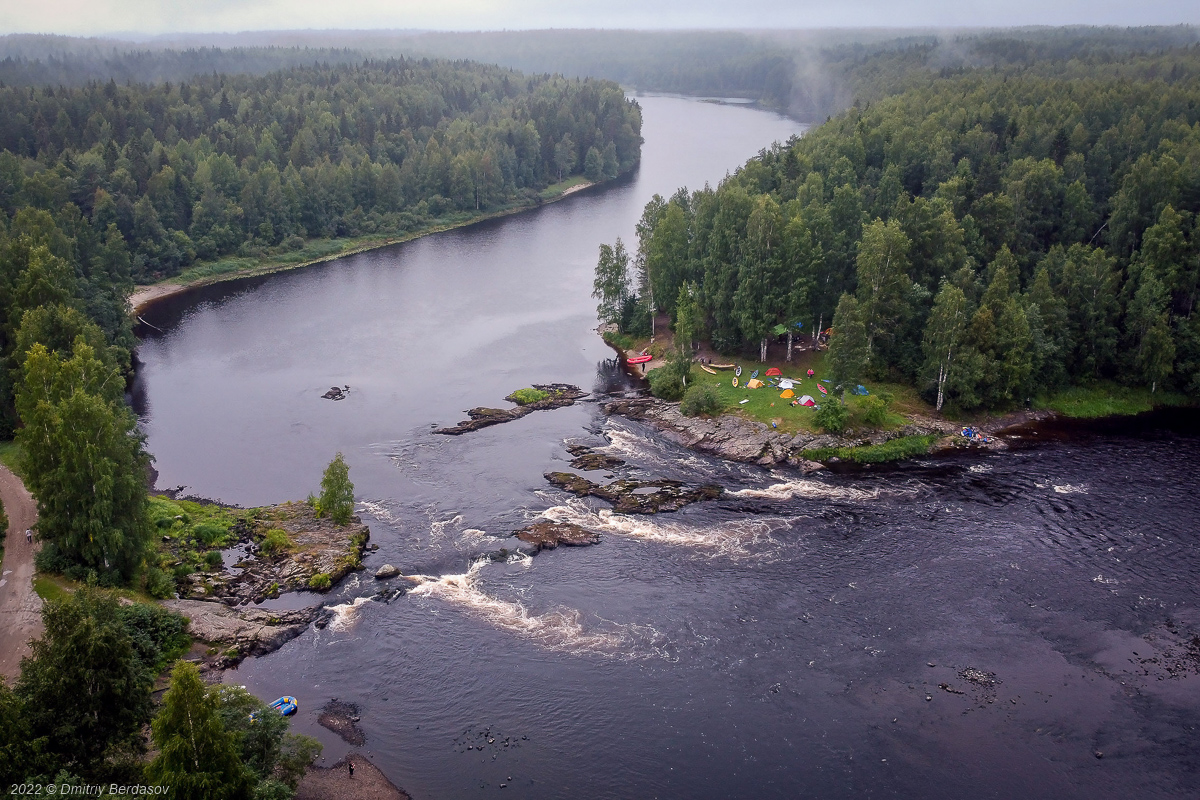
[2, 0, 1197, 37]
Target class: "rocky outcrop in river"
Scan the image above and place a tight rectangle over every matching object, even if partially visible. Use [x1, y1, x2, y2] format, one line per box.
[513, 520, 601, 551]
[435, 384, 587, 435]
[545, 471, 722, 513]
[602, 397, 955, 466]
[179, 502, 370, 605]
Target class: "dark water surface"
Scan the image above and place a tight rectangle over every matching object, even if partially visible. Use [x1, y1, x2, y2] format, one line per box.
[132, 97, 1199, 799]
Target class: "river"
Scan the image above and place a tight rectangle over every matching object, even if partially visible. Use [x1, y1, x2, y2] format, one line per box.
[131, 96, 1200, 799]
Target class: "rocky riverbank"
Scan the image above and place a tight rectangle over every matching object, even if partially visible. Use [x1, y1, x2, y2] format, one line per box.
[602, 396, 976, 466]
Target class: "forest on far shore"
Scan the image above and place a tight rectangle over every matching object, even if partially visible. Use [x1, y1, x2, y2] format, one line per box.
[597, 34, 1200, 413]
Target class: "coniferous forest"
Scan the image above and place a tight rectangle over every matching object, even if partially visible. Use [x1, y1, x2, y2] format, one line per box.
[611, 43, 1200, 411]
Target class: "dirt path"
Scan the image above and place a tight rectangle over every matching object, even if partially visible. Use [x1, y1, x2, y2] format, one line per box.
[0, 465, 41, 682]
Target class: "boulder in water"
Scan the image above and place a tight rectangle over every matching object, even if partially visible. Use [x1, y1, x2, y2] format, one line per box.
[374, 563, 400, 579]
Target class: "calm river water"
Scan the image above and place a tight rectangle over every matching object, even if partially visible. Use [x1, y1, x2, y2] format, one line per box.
[132, 96, 1200, 799]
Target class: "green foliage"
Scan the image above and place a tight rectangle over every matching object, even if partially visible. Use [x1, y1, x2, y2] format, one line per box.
[0, 60, 641, 283]
[318, 453, 355, 526]
[144, 566, 177, 600]
[804, 434, 939, 464]
[308, 573, 332, 591]
[15, 341, 152, 582]
[680, 384, 724, 417]
[259, 528, 295, 556]
[116, 600, 191, 674]
[860, 392, 894, 427]
[593, 238, 632, 328]
[509, 387, 550, 405]
[814, 400, 849, 434]
[647, 366, 686, 401]
[147, 662, 254, 800]
[631, 42, 1200, 410]
[15, 588, 153, 778]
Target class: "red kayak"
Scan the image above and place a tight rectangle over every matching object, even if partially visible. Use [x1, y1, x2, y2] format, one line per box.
[627, 354, 653, 364]
[817, 384, 828, 394]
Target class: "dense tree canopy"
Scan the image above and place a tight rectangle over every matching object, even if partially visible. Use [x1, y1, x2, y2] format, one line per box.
[0, 58, 641, 282]
[616, 45, 1200, 411]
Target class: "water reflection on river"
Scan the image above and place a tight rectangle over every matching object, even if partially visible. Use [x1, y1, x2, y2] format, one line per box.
[133, 97, 1199, 799]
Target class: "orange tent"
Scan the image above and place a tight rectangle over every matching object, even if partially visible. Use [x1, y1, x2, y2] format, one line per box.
[780, 389, 795, 399]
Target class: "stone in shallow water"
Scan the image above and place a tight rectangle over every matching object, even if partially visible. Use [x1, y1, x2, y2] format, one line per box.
[374, 563, 400, 579]
[512, 521, 601, 551]
[543, 471, 723, 514]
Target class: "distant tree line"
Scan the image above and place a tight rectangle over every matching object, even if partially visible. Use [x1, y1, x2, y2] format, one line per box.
[598, 44, 1200, 411]
[0, 58, 642, 284]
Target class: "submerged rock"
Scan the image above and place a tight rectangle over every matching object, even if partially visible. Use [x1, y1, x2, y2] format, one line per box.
[513, 521, 601, 550]
[318, 699, 367, 746]
[544, 471, 722, 514]
[435, 384, 586, 435]
[568, 450, 626, 471]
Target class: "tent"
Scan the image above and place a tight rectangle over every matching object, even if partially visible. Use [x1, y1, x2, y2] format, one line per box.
[798, 395, 816, 406]
[780, 389, 795, 399]
[765, 367, 782, 376]
[850, 384, 870, 395]
[746, 378, 765, 389]
[778, 378, 796, 390]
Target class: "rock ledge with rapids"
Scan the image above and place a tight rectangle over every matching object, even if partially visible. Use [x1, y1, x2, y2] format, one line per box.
[544, 471, 722, 513]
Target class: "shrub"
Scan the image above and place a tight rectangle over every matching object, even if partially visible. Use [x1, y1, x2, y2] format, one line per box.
[144, 567, 176, 600]
[509, 387, 549, 405]
[648, 367, 685, 401]
[814, 400, 849, 433]
[680, 384, 723, 417]
[193, 522, 231, 547]
[308, 573, 332, 591]
[860, 391, 894, 427]
[260, 528, 294, 556]
[203, 550, 224, 569]
[318, 454, 355, 525]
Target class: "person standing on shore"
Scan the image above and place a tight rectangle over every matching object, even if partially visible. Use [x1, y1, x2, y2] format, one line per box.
[348, 760, 354, 779]
[26, 528, 32, 544]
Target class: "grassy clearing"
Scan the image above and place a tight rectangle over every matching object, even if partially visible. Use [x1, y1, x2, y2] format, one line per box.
[803, 434, 941, 464]
[1034, 383, 1191, 418]
[539, 175, 591, 200]
[32, 574, 73, 604]
[0, 439, 25, 478]
[148, 496, 245, 588]
[687, 351, 923, 434]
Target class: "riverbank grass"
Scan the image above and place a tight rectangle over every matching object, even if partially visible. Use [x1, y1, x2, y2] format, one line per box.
[1034, 383, 1191, 418]
[0, 439, 25, 478]
[803, 434, 941, 464]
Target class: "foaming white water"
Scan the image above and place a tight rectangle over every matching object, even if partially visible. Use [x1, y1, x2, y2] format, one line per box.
[1054, 484, 1088, 495]
[600, 426, 718, 474]
[406, 560, 658, 657]
[327, 596, 374, 632]
[538, 499, 781, 560]
[357, 499, 401, 525]
[430, 513, 464, 541]
[729, 478, 901, 502]
[968, 464, 993, 474]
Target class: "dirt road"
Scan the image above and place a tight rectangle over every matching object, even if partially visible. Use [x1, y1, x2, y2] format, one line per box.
[0, 465, 41, 681]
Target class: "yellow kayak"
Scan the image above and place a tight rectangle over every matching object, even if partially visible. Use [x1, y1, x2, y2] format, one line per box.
[700, 365, 717, 374]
